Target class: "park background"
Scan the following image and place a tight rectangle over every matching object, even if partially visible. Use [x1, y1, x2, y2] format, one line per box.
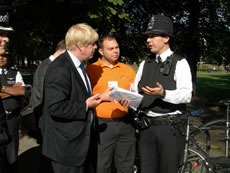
[3, 0, 230, 108]
[2, 1, 229, 172]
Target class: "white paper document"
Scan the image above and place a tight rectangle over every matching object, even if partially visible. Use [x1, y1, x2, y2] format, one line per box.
[110, 87, 143, 110]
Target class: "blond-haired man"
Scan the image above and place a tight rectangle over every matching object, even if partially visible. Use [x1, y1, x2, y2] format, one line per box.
[39, 23, 102, 173]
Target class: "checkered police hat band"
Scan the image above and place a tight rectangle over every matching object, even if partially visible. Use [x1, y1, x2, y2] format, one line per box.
[0, 12, 9, 27]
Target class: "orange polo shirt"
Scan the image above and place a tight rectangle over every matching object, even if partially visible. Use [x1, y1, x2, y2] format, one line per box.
[86, 58, 136, 119]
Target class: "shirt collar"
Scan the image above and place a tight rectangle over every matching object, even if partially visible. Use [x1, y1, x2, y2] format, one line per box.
[156, 48, 173, 63]
[97, 58, 121, 68]
[67, 50, 81, 69]
[49, 55, 56, 62]
[0, 68, 7, 74]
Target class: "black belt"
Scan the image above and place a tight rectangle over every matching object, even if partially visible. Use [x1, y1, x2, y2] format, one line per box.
[144, 116, 172, 126]
[98, 115, 130, 123]
[133, 112, 187, 132]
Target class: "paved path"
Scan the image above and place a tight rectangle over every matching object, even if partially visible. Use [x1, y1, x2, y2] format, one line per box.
[17, 113, 41, 173]
[18, 132, 40, 173]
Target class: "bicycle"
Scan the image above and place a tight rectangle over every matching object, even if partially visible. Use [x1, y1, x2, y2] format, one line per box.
[179, 110, 214, 172]
[179, 99, 230, 173]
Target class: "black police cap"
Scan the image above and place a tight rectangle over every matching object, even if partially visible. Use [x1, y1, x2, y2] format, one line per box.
[144, 15, 173, 37]
[0, 4, 13, 32]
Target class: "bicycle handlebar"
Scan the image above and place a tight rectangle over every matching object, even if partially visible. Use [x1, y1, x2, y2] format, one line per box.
[219, 100, 230, 106]
[188, 109, 204, 117]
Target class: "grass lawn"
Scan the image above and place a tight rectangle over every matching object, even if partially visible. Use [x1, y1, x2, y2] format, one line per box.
[196, 72, 230, 104]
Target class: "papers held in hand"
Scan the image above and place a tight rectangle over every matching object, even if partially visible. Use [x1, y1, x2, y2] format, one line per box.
[110, 87, 143, 110]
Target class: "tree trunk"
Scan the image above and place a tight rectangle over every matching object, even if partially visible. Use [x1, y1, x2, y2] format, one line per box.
[186, 0, 200, 96]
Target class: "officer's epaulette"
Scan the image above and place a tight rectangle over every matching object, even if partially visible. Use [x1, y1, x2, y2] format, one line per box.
[145, 53, 156, 63]
[8, 66, 18, 72]
[172, 53, 185, 61]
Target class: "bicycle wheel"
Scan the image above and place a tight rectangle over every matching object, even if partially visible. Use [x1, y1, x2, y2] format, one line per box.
[190, 118, 226, 153]
[179, 147, 214, 173]
[190, 123, 211, 152]
[200, 118, 225, 130]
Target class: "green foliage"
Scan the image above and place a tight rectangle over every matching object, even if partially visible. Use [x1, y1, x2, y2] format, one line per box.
[9, 0, 131, 65]
[88, 0, 130, 34]
[108, 0, 124, 6]
[108, 7, 117, 15]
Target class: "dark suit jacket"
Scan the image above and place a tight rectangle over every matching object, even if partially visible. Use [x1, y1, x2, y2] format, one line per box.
[21, 58, 52, 117]
[32, 58, 52, 115]
[40, 51, 92, 167]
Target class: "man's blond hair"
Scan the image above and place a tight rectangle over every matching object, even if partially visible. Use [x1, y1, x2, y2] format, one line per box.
[65, 23, 98, 50]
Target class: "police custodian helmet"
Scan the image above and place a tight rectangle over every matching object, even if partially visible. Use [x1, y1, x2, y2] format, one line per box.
[0, 4, 13, 32]
[144, 15, 173, 37]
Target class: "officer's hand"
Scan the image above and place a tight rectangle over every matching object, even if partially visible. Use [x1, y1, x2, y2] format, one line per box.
[141, 82, 164, 96]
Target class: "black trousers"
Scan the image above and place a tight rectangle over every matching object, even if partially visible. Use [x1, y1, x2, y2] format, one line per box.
[6, 116, 20, 164]
[0, 148, 8, 173]
[39, 155, 86, 173]
[4, 116, 20, 173]
[96, 117, 136, 173]
[138, 124, 185, 173]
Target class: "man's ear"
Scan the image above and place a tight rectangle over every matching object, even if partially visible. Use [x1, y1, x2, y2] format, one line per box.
[164, 36, 170, 44]
[98, 48, 103, 56]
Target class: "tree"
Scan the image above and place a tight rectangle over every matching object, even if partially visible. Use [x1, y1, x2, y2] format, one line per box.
[8, 0, 129, 67]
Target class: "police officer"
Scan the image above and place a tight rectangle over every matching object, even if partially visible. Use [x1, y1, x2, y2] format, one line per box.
[132, 15, 193, 173]
[0, 3, 13, 173]
[0, 52, 26, 173]
[0, 4, 26, 173]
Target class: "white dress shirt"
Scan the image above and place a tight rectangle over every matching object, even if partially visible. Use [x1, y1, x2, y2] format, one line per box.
[67, 51, 93, 117]
[49, 55, 56, 62]
[67, 51, 92, 93]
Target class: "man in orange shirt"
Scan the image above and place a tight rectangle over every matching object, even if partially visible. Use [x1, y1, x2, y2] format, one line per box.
[86, 35, 136, 173]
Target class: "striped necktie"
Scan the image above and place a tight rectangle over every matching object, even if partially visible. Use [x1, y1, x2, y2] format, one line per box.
[79, 63, 95, 127]
[80, 63, 92, 96]
[157, 56, 162, 64]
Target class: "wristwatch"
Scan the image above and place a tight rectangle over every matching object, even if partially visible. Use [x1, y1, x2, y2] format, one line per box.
[160, 89, 166, 99]
[1, 85, 5, 92]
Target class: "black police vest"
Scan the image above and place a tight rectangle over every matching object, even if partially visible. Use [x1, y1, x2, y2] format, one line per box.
[138, 53, 186, 113]
[0, 67, 21, 113]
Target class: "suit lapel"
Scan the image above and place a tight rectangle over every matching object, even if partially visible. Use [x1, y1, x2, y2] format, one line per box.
[64, 52, 90, 96]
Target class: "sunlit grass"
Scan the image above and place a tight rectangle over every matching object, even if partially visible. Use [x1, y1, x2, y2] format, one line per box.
[196, 72, 230, 103]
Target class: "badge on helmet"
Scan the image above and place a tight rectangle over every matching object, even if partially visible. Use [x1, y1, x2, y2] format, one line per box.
[0, 4, 13, 32]
[144, 15, 173, 37]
